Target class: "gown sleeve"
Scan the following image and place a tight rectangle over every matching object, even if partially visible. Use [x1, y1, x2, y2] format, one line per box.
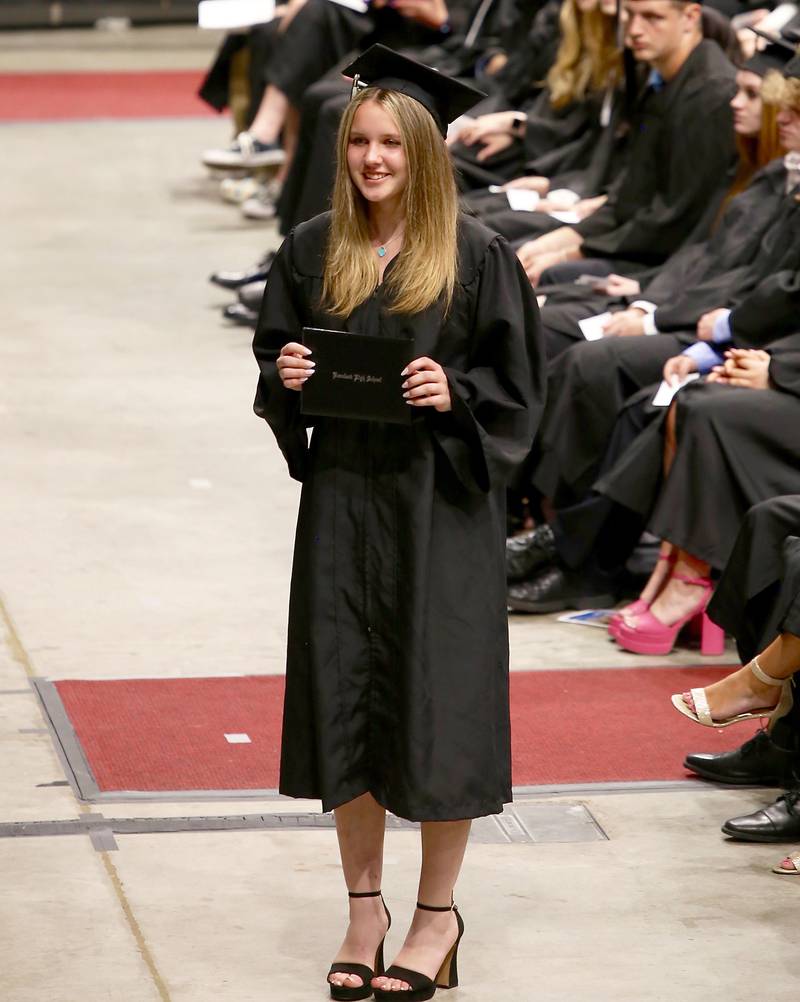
[432, 235, 547, 494]
[732, 269, 800, 348]
[574, 87, 735, 262]
[251, 232, 310, 482]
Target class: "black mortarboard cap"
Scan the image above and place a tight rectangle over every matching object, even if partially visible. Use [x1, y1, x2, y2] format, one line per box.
[745, 25, 800, 74]
[342, 44, 486, 138]
[744, 33, 797, 77]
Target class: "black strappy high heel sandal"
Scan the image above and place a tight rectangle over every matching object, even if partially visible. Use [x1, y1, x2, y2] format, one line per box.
[328, 890, 392, 1001]
[372, 901, 465, 1002]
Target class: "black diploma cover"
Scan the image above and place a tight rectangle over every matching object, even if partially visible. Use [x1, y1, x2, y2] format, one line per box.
[301, 327, 414, 425]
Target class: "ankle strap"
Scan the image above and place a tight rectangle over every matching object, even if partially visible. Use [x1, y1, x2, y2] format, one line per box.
[749, 655, 784, 688]
[671, 572, 711, 588]
[348, 890, 382, 899]
[416, 901, 454, 912]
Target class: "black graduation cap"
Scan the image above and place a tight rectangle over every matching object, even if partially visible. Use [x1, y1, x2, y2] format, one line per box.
[744, 36, 798, 78]
[342, 44, 486, 138]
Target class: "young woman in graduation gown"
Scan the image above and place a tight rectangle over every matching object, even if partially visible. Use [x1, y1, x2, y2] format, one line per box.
[252, 46, 545, 1001]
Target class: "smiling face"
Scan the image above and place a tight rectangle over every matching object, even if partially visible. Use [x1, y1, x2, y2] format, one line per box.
[730, 69, 763, 138]
[346, 99, 409, 213]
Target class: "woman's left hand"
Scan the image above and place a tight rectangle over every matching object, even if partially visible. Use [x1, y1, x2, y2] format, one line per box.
[402, 357, 452, 412]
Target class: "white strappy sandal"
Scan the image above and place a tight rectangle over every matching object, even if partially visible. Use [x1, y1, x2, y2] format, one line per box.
[670, 656, 793, 728]
[772, 851, 800, 876]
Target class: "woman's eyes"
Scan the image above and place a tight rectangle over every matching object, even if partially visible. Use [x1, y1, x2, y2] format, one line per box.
[349, 137, 401, 147]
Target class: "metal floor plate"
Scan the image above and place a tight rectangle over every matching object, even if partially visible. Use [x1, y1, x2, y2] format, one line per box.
[0, 803, 607, 852]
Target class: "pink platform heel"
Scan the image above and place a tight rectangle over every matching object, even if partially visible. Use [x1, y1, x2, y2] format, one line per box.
[608, 553, 677, 640]
[614, 573, 725, 656]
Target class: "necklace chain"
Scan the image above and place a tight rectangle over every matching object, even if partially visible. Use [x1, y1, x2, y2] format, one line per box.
[372, 227, 404, 258]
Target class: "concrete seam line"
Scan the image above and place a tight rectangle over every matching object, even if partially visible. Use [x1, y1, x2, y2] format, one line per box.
[0, 595, 170, 999]
[100, 852, 172, 1002]
[0, 591, 37, 679]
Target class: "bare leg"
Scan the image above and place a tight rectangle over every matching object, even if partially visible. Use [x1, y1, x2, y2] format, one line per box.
[683, 631, 800, 721]
[664, 400, 678, 477]
[646, 548, 710, 626]
[248, 84, 290, 144]
[328, 793, 389, 991]
[619, 542, 676, 623]
[372, 819, 471, 993]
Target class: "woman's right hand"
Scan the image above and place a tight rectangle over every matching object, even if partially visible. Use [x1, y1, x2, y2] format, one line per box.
[663, 353, 698, 387]
[276, 342, 314, 391]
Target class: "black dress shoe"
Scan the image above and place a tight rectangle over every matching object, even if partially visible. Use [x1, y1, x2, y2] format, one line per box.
[210, 251, 274, 290]
[507, 565, 617, 614]
[238, 279, 266, 310]
[223, 303, 259, 328]
[684, 731, 800, 787]
[506, 524, 558, 582]
[722, 790, 800, 843]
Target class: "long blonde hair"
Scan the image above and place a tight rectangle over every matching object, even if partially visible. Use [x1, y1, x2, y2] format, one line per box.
[322, 87, 459, 318]
[761, 68, 800, 113]
[546, 0, 620, 110]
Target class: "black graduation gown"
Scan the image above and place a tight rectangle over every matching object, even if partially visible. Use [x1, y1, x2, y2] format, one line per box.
[252, 212, 546, 821]
[594, 337, 800, 572]
[709, 495, 800, 661]
[574, 39, 737, 266]
[707, 496, 800, 752]
[532, 162, 800, 502]
[538, 158, 791, 352]
[265, 0, 461, 106]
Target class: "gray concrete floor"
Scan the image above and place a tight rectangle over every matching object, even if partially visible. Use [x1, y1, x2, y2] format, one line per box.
[0, 24, 797, 1002]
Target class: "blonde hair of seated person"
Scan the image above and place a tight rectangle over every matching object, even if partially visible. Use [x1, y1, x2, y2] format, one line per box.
[546, 0, 621, 111]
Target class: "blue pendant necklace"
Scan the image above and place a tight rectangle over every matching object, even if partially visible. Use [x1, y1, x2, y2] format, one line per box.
[374, 228, 404, 258]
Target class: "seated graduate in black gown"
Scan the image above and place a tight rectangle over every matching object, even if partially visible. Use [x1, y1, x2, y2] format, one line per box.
[503, 43, 795, 603]
[672, 495, 800, 874]
[252, 45, 545, 1001]
[513, 0, 738, 286]
[449, 0, 623, 194]
[201, 0, 475, 172]
[531, 36, 790, 358]
[506, 242, 800, 616]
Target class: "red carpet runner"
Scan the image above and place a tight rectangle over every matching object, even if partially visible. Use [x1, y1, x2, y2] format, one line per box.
[53, 666, 754, 793]
[0, 71, 215, 122]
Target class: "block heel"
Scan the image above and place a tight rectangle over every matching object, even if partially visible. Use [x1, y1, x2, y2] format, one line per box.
[373, 902, 464, 1002]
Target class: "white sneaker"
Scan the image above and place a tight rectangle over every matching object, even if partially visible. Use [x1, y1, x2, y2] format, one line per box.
[219, 176, 260, 204]
[241, 178, 283, 220]
[202, 131, 286, 169]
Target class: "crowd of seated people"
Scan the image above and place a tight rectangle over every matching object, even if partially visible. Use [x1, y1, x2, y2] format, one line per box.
[197, 0, 800, 873]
